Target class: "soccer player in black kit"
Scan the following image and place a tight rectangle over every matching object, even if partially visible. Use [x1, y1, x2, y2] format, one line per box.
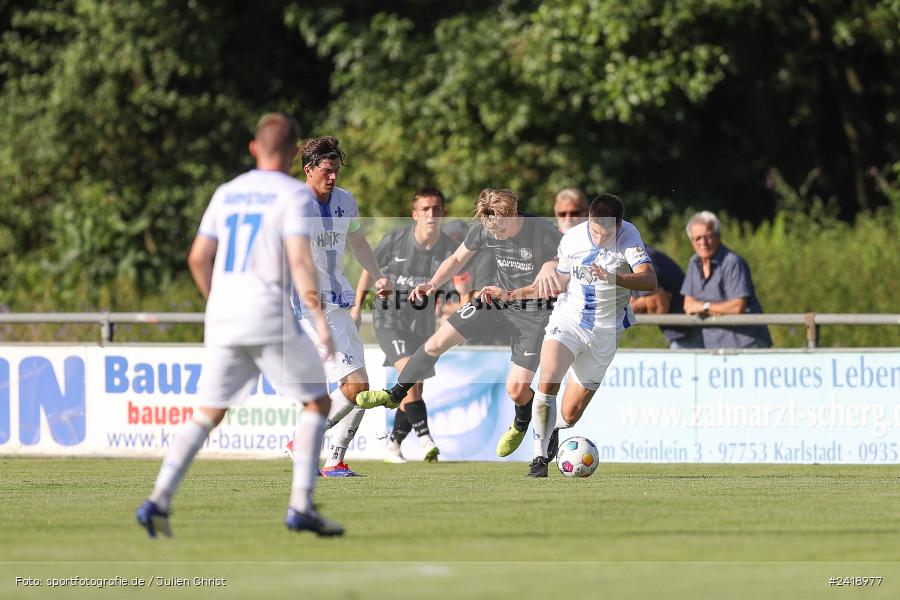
[357, 188, 562, 458]
[352, 187, 462, 462]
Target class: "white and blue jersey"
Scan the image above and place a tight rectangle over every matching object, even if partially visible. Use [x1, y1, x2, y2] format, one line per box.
[553, 220, 651, 333]
[197, 169, 315, 346]
[290, 186, 360, 317]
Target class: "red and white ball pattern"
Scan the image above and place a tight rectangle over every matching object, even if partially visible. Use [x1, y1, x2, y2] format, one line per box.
[556, 436, 600, 478]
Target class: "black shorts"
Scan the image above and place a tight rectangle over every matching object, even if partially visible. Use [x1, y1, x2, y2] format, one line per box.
[446, 299, 550, 372]
[374, 325, 433, 375]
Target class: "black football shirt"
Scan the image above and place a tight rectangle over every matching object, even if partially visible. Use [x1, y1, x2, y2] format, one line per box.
[372, 225, 459, 335]
[462, 213, 561, 310]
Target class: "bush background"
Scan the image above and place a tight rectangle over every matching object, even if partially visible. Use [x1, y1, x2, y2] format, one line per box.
[1, 0, 898, 346]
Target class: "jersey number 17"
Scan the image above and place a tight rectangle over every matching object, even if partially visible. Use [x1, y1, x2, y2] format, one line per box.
[223, 212, 262, 272]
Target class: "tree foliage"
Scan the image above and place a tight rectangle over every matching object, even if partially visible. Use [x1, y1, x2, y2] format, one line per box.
[0, 0, 323, 305]
[0, 0, 898, 326]
[290, 0, 900, 220]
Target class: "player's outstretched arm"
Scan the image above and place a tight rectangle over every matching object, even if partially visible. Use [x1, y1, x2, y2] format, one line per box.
[482, 271, 571, 304]
[410, 242, 475, 303]
[591, 262, 657, 292]
[187, 235, 218, 301]
[286, 234, 335, 358]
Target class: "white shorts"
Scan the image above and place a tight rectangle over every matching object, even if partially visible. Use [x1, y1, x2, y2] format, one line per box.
[300, 308, 366, 382]
[199, 334, 327, 409]
[544, 314, 619, 391]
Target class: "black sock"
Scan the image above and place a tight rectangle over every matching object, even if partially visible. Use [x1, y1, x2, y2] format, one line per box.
[513, 389, 535, 432]
[390, 409, 412, 444]
[388, 345, 438, 400]
[404, 400, 430, 437]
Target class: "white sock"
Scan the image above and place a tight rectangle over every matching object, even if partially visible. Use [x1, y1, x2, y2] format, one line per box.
[289, 410, 326, 513]
[325, 387, 354, 429]
[532, 391, 557, 459]
[149, 413, 215, 512]
[324, 405, 364, 468]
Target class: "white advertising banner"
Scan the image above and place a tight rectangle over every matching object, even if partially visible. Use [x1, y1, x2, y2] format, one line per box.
[562, 351, 900, 464]
[0, 346, 387, 460]
[1, 345, 898, 463]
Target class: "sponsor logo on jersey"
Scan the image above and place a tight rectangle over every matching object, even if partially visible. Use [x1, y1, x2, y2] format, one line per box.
[315, 231, 341, 248]
[572, 264, 599, 284]
[496, 258, 533, 271]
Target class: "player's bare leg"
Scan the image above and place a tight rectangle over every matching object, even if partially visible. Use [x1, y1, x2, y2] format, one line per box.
[138, 406, 226, 537]
[285, 397, 344, 536]
[558, 381, 597, 428]
[322, 369, 369, 476]
[357, 321, 465, 409]
[526, 340, 576, 477]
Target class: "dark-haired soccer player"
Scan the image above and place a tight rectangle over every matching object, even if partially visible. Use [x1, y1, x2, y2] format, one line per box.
[351, 187, 463, 462]
[287, 136, 391, 477]
[357, 189, 562, 459]
[480, 194, 657, 476]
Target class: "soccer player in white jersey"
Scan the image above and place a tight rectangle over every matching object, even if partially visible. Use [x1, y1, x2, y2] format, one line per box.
[481, 194, 657, 477]
[136, 113, 343, 536]
[287, 136, 390, 477]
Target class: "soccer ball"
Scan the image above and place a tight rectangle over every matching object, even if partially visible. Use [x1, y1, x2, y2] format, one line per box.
[556, 436, 600, 478]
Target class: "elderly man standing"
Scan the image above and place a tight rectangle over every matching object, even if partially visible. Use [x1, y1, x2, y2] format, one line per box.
[681, 211, 772, 349]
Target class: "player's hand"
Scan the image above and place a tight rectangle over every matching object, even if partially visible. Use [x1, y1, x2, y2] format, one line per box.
[534, 260, 563, 298]
[409, 282, 436, 303]
[315, 319, 336, 360]
[589, 264, 613, 284]
[350, 306, 362, 329]
[479, 286, 508, 304]
[373, 277, 391, 299]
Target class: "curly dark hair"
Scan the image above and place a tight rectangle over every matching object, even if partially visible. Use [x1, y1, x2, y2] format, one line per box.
[300, 136, 346, 168]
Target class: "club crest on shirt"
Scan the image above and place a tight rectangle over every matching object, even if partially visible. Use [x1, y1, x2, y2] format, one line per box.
[520, 247, 533, 260]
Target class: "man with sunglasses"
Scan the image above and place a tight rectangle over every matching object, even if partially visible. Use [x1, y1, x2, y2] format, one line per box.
[554, 188, 589, 234]
[287, 136, 391, 476]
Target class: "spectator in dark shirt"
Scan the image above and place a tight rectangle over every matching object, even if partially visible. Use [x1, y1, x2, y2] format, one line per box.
[630, 246, 703, 349]
[680, 211, 772, 349]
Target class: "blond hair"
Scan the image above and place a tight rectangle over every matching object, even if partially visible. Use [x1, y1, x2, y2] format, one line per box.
[474, 188, 518, 231]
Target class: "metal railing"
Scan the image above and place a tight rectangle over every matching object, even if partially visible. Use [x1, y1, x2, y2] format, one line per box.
[0, 312, 898, 348]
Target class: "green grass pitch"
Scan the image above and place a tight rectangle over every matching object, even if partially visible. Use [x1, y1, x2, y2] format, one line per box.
[2, 457, 900, 599]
